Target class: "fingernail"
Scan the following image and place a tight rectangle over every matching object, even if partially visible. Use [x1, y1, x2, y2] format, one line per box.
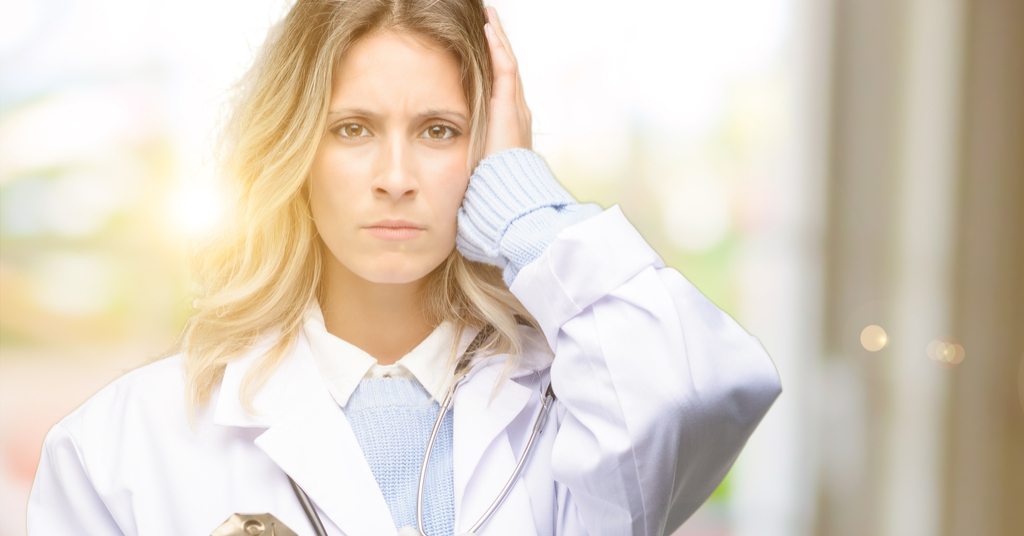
[484, 22, 494, 37]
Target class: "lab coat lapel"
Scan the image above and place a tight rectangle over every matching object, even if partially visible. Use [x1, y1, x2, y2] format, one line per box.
[213, 335, 395, 536]
[452, 360, 539, 536]
[256, 404, 395, 536]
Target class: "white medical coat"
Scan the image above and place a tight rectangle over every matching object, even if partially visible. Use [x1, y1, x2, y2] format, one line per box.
[27, 206, 782, 536]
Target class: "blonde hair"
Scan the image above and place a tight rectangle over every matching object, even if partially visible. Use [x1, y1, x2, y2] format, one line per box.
[175, 0, 540, 414]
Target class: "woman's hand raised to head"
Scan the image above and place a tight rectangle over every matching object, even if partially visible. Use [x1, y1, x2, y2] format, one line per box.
[460, 7, 601, 286]
[482, 7, 532, 157]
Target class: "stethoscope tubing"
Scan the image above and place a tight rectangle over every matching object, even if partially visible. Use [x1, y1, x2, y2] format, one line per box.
[446, 381, 555, 535]
[289, 475, 328, 536]
[415, 386, 455, 533]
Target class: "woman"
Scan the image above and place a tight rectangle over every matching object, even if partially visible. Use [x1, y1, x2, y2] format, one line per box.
[27, 1, 781, 535]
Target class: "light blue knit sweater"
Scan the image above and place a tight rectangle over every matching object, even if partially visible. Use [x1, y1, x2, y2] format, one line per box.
[345, 378, 455, 535]
[344, 148, 600, 534]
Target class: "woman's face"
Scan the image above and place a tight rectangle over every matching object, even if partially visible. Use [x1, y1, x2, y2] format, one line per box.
[310, 31, 471, 285]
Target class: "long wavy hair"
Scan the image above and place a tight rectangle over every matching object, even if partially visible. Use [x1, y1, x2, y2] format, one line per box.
[174, 0, 539, 414]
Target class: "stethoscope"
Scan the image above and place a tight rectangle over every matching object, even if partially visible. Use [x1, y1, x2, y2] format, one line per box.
[288, 325, 557, 536]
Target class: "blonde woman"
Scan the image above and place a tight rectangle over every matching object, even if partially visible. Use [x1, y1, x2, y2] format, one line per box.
[27, 1, 781, 535]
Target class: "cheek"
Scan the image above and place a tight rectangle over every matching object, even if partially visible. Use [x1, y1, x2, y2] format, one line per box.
[427, 158, 470, 230]
[309, 169, 337, 229]
[309, 150, 363, 236]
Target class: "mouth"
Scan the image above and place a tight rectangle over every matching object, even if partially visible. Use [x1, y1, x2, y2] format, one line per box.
[363, 219, 425, 241]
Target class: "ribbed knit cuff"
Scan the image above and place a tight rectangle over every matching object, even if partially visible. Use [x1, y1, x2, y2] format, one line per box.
[456, 148, 603, 286]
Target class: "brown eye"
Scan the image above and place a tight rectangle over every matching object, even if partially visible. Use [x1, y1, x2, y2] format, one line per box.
[336, 123, 367, 138]
[422, 124, 458, 140]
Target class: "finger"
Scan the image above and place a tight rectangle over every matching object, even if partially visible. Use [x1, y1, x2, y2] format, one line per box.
[515, 67, 527, 112]
[485, 7, 532, 149]
[486, 10, 527, 117]
[511, 59, 531, 148]
[486, 7, 518, 68]
[516, 71, 528, 128]
[484, 21, 516, 104]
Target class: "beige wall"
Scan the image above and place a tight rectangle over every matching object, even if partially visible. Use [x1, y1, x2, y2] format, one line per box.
[818, 0, 1024, 535]
[945, 1, 1024, 535]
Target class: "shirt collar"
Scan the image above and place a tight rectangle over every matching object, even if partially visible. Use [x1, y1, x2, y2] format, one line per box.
[302, 301, 469, 407]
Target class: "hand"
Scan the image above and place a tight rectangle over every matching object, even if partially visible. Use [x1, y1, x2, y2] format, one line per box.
[482, 7, 532, 158]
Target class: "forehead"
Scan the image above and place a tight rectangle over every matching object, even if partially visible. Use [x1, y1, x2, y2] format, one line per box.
[331, 31, 468, 114]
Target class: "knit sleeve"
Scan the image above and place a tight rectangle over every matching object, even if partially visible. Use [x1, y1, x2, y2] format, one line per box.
[456, 148, 603, 286]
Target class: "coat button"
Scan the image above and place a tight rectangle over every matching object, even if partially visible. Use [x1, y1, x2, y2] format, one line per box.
[243, 519, 265, 535]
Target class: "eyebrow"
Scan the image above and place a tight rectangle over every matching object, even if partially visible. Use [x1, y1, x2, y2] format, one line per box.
[327, 107, 469, 123]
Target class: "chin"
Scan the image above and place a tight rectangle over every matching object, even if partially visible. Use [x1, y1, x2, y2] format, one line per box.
[353, 255, 445, 285]
[360, 270, 429, 285]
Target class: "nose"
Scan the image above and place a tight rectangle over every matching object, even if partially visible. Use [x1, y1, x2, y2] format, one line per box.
[371, 135, 418, 201]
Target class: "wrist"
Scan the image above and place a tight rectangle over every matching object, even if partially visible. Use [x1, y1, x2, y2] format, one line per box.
[456, 149, 602, 284]
[498, 202, 604, 285]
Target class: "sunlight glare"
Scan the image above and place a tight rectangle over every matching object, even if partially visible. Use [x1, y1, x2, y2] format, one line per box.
[171, 182, 225, 237]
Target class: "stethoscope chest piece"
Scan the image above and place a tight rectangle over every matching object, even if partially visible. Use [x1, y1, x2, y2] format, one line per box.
[210, 513, 299, 536]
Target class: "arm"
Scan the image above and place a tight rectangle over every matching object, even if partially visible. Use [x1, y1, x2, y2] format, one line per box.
[28, 423, 126, 536]
[458, 149, 782, 536]
[465, 10, 781, 534]
[515, 203, 781, 536]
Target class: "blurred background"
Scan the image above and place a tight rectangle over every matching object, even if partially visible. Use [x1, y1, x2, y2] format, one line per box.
[0, 0, 1021, 534]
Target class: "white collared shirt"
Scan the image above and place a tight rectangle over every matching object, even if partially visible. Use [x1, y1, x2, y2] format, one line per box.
[302, 303, 476, 407]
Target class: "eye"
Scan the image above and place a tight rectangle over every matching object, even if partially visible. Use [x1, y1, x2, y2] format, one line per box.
[333, 122, 370, 139]
[421, 124, 460, 140]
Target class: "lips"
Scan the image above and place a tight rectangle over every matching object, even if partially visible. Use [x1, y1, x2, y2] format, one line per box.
[363, 219, 425, 241]
[365, 219, 425, 231]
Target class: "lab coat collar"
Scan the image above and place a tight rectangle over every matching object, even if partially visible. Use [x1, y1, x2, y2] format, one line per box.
[211, 334, 333, 429]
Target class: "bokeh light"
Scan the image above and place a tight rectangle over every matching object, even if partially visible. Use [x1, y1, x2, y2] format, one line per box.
[860, 324, 887, 352]
[927, 336, 965, 368]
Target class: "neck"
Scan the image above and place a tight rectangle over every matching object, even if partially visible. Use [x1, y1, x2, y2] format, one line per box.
[319, 256, 435, 367]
